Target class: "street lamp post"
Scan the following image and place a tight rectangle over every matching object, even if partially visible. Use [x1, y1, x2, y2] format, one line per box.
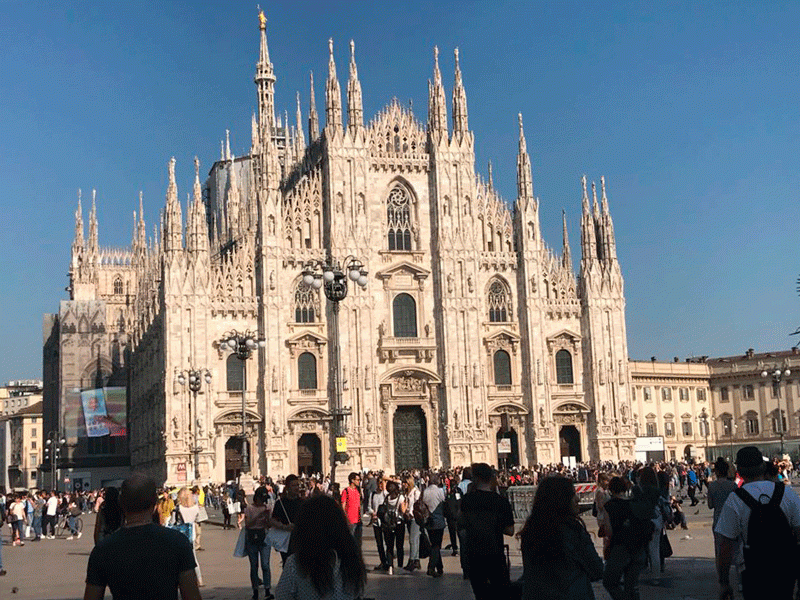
[762, 367, 791, 456]
[699, 407, 710, 462]
[43, 432, 66, 491]
[176, 368, 212, 482]
[302, 255, 368, 487]
[218, 330, 264, 478]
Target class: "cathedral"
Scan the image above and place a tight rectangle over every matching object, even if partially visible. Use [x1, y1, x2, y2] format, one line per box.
[47, 14, 636, 486]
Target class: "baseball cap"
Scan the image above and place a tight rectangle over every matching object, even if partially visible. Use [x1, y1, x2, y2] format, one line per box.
[735, 446, 763, 469]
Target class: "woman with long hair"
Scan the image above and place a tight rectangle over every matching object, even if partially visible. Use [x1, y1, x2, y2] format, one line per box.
[520, 476, 603, 600]
[275, 494, 366, 600]
[402, 475, 421, 572]
[93, 487, 123, 544]
[638, 466, 670, 581]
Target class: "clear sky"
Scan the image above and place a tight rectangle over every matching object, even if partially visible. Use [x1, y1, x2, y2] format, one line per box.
[1, 0, 799, 383]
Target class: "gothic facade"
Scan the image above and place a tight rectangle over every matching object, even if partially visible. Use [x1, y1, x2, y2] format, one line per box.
[55, 16, 636, 484]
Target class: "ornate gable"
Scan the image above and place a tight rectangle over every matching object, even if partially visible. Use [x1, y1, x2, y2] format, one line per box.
[375, 261, 430, 290]
[483, 328, 521, 355]
[285, 330, 327, 358]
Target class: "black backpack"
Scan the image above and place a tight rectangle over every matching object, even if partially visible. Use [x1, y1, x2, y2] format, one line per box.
[618, 489, 656, 551]
[734, 482, 796, 577]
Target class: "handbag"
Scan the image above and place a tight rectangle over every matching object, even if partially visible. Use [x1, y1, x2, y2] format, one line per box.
[233, 527, 247, 558]
[660, 530, 673, 558]
[197, 505, 209, 523]
[267, 500, 292, 553]
[168, 507, 194, 541]
[419, 527, 431, 559]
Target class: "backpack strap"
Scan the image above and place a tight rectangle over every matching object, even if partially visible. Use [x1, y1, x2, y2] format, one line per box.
[771, 481, 785, 506]
[734, 486, 758, 510]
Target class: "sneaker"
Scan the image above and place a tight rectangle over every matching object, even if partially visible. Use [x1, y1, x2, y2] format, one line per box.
[0, 570, 6, 576]
[77, 532, 82, 539]
[20, 541, 24, 546]
[387, 566, 393, 575]
[66, 536, 74, 540]
[264, 591, 274, 600]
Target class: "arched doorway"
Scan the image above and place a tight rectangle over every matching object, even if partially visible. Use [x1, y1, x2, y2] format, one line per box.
[297, 433, 322, 475]
[225, 436, 249, 482]
[496, 428, 520, 468]
[393, 406, 429, 472]
[559, 425, 582, 462]
[684, 445, 694, 462]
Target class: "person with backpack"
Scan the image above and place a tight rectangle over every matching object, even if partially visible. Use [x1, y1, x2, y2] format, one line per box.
[443, 474, 462, 557]
[715, 446, 800, 600]
[368, 476, 389, 572]
[378, 480, 406, 574]
[459, 463, 515, 600]
[422, 473, 447, 577]
[601, 475, 654, 600]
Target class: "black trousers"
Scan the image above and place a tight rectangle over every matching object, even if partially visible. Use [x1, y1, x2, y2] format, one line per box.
[467, 551, 508, 600]
[372, 525, 388, 567]
[446, 517, 459, 551]
[384, 523, 405, 568]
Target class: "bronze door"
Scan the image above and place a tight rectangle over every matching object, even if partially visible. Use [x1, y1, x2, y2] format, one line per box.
[393, 406, 429, 472]
[297, 433, 322, 475]
[225, 436, 246, 481]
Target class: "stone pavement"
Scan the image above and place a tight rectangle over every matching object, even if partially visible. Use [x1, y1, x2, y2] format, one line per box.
[0, 499, 724, 600]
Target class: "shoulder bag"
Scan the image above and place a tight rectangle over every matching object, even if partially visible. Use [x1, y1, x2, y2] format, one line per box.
[267, 499, 292, 553]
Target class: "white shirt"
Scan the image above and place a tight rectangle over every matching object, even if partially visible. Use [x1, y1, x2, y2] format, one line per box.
[46, 496, 58, 516]
[715, 480, 800, 571]
[422, 485, 445, 513]
[369, 490, 387, 517]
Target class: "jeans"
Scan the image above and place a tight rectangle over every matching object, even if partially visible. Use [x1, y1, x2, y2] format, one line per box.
[12, 521, 24, 541]
[407, 520, 420, 561]
[349, 521, 362, 548]
[426, 528, 445, 573]
[372, 525, 388, 567]
[384, 523, 405, 568]
[467, 551, 508, 600]
[68, 515, 78, 535]
[603, 544, 646, 600]
[32, 515, 42, 539]
[246, 537, 271, 591]
[646, 515, 663, 576]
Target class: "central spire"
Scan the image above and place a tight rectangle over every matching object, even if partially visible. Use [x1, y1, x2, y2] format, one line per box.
[325, 38, 343, 132]
[347, 40, 363, 131]
[255, 8, 276, 143]
[427, 46, 448, 140]
[516, 113, 533, 200]
[308, 71, 319, 140]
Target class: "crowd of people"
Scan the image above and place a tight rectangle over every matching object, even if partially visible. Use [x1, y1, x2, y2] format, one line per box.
[1, 452, 798, 599]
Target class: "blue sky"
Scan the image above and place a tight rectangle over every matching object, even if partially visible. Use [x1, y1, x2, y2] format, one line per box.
[1, 1, 799, 382]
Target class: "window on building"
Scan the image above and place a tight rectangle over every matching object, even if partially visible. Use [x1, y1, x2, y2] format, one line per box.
[772, 380, 781, 398]
[699, 419, 710, 437]
[298, 352, 317, 390]
[88, 436, 118, 455]
[697, 388, 706, 402]
[555, 350, 574, 384]
[30, 453, 37, 465]
[746, 413, 759, 435]
[679, 388, 689, 402]
[664, 421, 675, 437]
[294, 282, 318, 323]
[31, 417, 37, 423]
[682, 421, 692, 436]
[113, 276, 123, 295]
[772, 410, 787, 434]
[386, 185, 413, 251]
[646, 422, 657, 437]
[644, 387, 652, 402]
[744, 384, 754, 400]
[661, 387, 672, 402]
[226, 354, 245, 392]
[392, 293, 417, 337]
[31, 441, 36, 449]
[487, 280, 511, 322]
[494, 350, 512, 387]
[720, 387, 729, 402]
[31, 471, 37, 480]
[31, 427, 36, 437]
[721, 413, 733, 435]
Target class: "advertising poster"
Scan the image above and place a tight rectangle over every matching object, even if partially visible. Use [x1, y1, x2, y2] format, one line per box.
[81, 389, 110, 437]
[102, 387, 127, 436]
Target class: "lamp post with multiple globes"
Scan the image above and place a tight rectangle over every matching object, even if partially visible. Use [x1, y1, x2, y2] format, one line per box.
[217, 330, 265, 477]
[762, 367, 791, 456]
[301, 255, 368, 487]
[44, 432, 66, 491]
[176, 368, 212, 481]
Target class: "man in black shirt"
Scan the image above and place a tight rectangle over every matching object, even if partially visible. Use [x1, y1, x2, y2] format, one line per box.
[83, 474, 201, 600]
[458, 463, 515, 600]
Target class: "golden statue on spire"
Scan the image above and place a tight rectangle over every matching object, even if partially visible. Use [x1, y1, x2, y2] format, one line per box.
[258, 6, 267, 30]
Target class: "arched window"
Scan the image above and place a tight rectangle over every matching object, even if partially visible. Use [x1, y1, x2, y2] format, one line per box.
[113, 276, 123, 295]
[298, 352, 317, 390]
[392, 293, 417, 337]
[494, 350, 512, 386]
[488, 280, 511, 322]
[555, 349, 574, 384]
[387, 185, 412, 251]
[226, 354, 244, 392]
[294, 282, 319, 323]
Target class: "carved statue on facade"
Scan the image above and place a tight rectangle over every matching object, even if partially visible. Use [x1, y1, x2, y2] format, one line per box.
[453, 409, 460, 429]
[467, 276, 474, 293]
[539, 406, 545, 424]
[272, 367, 278, 392]
[365, 409, 374, 432]
[172, 414, 180, 439]
[473, 363, 479, 387]
[447, 274, 454, 294]
[601, 404, 607, 425]
[475, 405, 483, 425]
[620, 404, 628, 424]
[271, 412, 281, 435]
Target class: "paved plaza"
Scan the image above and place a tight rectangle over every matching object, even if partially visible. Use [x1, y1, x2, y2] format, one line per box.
[0, 498, 730, 600]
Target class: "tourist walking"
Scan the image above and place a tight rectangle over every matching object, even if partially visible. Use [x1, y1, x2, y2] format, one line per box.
[422, 473, 446, 577]
[459, 463, 515, 599]
[175, 487, 205, 587]
[269, 474, 304, 565]
[243, 487, 274, 600]
[341, 472, 363, 547]
[403, 474, 421, 571]
[275, 494, 366, 600]
[520, 475, 602, 600]
[368, 476, 389, 571]
[379, 479, 407, 574]
[94, 486, 123, 544]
